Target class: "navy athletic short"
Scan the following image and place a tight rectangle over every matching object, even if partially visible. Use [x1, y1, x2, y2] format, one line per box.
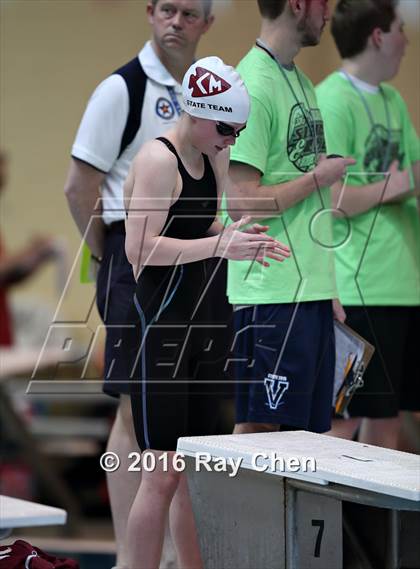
[233, 301, 335, 433]
[343, 305, 420, 418]
[96, 221, 136, 396]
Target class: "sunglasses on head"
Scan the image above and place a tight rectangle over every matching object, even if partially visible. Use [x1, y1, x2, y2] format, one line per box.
[215, 122, 247, 138]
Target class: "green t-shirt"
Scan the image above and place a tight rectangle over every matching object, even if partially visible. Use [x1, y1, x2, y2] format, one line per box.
[227, 47, 337, 304]
[316, 71, 420, 306]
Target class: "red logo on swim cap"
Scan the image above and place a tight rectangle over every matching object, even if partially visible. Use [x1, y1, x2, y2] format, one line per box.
[188, 67, 231, 98]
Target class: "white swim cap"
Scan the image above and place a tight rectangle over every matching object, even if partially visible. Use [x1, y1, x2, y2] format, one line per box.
[182, 56, 250, 124]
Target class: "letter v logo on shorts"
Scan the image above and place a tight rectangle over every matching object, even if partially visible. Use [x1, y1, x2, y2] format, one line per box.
[188, 67, 231, 97]
[264, 373, 289, 410]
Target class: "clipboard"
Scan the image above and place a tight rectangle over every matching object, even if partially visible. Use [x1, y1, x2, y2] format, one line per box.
[333, 320, 375, 416]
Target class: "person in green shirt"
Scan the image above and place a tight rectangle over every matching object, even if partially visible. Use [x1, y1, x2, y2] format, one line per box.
[316, 0, 420, 449]
[225, 0, 355, 435]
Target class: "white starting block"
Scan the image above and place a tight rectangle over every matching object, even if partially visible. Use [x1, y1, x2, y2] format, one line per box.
[177, 431, 420, 569]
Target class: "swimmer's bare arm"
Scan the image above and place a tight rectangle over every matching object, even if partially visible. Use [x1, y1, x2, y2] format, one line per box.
[205, 148, 230, 236]
[125, 142, 288, 277]
[206, 149, 278, 228]
[206, 149, 272, 235]
[227, 156, 355, 221]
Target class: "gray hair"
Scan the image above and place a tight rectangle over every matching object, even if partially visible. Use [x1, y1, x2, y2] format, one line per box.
[150, 0, 213, 20]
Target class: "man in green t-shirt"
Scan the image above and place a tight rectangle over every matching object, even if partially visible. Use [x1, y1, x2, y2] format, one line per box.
[316, 0, 420, 449]
[226, 0, 355, 435]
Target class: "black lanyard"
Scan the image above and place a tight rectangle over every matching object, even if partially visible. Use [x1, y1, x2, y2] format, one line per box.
[255, 39, 319, 158]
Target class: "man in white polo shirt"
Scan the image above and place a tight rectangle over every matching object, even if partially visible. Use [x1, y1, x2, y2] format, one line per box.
[64, 2, 213, 567]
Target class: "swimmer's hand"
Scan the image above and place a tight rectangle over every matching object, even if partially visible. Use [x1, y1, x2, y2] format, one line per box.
[216, 216, 291, 267]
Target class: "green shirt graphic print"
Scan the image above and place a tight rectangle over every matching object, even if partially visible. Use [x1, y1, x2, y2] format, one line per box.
[316, 71, 420, 306]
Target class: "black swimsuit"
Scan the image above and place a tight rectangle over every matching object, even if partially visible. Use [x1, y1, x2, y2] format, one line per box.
[126, 137, 227, 450]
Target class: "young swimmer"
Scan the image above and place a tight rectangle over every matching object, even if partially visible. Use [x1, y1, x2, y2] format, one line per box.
[123, 57, 291, 569]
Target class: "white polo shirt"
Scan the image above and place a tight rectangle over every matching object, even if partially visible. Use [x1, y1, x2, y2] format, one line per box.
[71, 41, 183, 225]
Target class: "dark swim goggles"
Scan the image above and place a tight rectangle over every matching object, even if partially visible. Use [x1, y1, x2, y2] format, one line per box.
[215, 122, 247, 138]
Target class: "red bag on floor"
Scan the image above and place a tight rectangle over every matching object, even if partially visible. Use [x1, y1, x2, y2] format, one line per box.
[0, 540, 79, 568]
